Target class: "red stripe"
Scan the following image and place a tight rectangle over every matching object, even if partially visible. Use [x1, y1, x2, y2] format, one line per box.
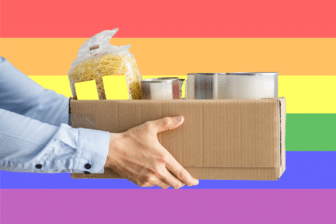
[2, 0, 336, 38]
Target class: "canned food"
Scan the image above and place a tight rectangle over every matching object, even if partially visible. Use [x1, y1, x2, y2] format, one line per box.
[186, 72, 278, 99]
[224, 72, 278, 99]
[141, 78, 180, 100]
[186, 73, 225, 99]
[156, 77, 185, 98]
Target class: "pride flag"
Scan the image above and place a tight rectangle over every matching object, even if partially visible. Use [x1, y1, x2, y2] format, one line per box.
[1, 0, 335, 223]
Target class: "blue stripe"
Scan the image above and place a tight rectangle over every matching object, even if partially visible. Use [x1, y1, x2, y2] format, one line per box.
[1, 152, 335, 189]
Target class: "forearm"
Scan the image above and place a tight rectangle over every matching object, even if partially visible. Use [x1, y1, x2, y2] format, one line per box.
[0, 56, 69, 126]
[0, 108, 110, 173]
[24, 89, 70, 126]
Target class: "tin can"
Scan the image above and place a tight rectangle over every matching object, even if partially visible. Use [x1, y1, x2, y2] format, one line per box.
[141, 78, 180, 100]
[186, 72, 278, 99]
[224, 72, 278, 99]
[156, 77, 185, 99]
[186, 73, 226, 99]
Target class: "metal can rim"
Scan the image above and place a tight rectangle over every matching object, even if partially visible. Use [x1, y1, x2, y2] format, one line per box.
[225, 72, 278, 76]
[156, 77, 181, 82]
[155, 77, 185, 82]
[141, 78, 178, 83]
[187, 72, 278, 76]
[187, 73, 227, 76]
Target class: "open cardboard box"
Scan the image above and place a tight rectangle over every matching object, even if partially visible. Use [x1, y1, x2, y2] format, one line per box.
[70, 97, 286, 180]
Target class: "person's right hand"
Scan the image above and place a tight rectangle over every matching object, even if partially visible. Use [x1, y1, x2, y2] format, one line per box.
[104, 116, 199, 189]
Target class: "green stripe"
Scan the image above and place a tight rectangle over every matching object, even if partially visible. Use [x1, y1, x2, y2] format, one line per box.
[287, 114, 336, 151]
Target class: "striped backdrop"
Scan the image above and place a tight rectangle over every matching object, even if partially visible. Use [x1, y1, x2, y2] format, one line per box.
[1, 0, 336, 223]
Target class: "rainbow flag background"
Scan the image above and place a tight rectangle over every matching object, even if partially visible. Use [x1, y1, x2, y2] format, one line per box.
[1, 0, 336, 223]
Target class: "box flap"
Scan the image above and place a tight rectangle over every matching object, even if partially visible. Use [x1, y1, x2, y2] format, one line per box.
[70, 98, 281, 168]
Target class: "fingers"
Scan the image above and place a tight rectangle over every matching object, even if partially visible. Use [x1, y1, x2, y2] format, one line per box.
[136, 166, 186, 189]
[158, 169, 185, 189]
[151, 116, 184, 134]
[155, 181, 171, 189]
[137, 174, 178, 189]
[164, 154, 199, 186]
[142, 179, 180, 189]
[142, 183, 156, 187]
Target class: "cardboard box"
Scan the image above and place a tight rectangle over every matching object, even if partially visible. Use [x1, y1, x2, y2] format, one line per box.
[70, 98, 286, 180]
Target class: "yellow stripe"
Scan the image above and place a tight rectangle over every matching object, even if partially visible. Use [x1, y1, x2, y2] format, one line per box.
[29, 75, 336, 113]
[1, 38, 336, 76]
[75, 80, 100, 100]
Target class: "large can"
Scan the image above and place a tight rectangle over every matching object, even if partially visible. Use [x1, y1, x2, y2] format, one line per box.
[224, 72, 278, 99]
[141, 78, 180, 100]
[156, 77, 185, 99]
[186, 72, 278, 99]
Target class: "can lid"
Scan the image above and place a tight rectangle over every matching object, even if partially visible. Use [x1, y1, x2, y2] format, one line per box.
[156, 77, 180, 81]
[226, 72, 278, 76]
[187, 73, 226, 76]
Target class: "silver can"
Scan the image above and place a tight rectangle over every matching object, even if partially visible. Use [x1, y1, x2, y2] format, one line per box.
[141, 78, 180, 100]
[224, 72, 278, 99]
[186, 72, 278, 99]
[156, 77, 185, 99]
[186, 73, 225, 99]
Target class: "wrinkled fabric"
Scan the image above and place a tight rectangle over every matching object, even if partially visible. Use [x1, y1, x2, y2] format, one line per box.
[0, 57, 110, 173]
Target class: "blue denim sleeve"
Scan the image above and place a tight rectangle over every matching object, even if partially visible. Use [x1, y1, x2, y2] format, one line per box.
[0, 57, 111, 173]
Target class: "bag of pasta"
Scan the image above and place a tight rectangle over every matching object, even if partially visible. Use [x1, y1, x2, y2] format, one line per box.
[68, 28, 142, 100]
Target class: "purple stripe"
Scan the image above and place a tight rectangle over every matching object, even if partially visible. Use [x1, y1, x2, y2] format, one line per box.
[1, 189, 335, 224]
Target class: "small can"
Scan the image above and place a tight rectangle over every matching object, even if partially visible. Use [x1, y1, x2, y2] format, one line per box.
[141, 78, 180, 100]
[156, 77, 185, 99]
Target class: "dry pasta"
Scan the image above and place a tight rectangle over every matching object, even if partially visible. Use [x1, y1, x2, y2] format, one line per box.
[69, 54, 142, 100]
[68, 29, 143, 100]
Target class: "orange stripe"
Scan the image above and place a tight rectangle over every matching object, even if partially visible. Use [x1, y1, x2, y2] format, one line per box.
[2, 38, 336, 76]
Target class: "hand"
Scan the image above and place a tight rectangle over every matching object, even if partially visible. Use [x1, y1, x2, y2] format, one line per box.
[104, 116, 199, 189]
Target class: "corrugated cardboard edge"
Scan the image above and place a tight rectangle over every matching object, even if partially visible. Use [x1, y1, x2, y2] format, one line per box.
[278, 97, 286, 179]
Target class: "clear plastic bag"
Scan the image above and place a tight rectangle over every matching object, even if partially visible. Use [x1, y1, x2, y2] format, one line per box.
[68, 28, 143, 100]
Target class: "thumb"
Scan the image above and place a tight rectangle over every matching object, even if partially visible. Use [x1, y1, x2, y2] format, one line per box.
[154, 116, 184, 133]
